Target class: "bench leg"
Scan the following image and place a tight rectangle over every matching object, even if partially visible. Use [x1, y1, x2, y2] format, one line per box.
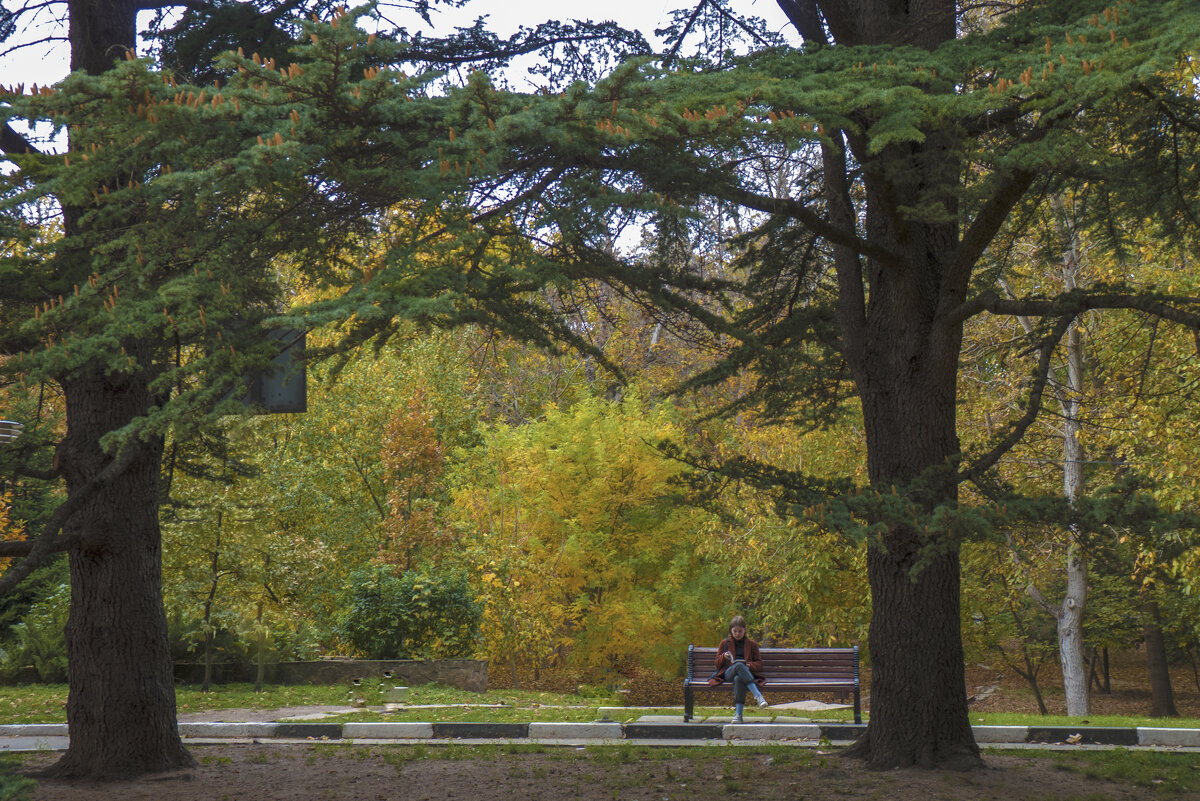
[684, 687, 693, 722]
[853, 689, 862, 725]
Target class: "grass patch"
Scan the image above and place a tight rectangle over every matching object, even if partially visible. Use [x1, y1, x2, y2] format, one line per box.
[0, 775, 35, 801]
[0, 681, 858, 725]
[0, 686, 66, 723]
[0, 755, 35, 801]
[4, 681, 1200, 731]
[989, 748, 1200, 795]
[178, 682, 355, 713]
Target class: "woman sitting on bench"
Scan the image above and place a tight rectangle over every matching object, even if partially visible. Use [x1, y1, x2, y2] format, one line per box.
[708, 615, 769, 723]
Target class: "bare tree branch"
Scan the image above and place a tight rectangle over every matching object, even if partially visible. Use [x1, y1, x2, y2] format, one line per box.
[721, 183, 902, 266]
[661, 0, 707, 68]
[705, 1, 770, 48]
[0, 34, 68, 60]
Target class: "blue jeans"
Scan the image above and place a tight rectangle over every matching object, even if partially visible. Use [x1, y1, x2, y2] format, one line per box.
[724, 662, 758, 705]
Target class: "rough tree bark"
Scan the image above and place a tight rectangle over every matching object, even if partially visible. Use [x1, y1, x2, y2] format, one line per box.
[787, 0, 982, 769]
[39, 0, 195, 779]
[48, 369, 192, 779]
[837, 168, 980, 767]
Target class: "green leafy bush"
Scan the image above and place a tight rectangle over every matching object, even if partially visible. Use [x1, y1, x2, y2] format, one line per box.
[0, 583, 68, 683]
[335, 565, 480, 660]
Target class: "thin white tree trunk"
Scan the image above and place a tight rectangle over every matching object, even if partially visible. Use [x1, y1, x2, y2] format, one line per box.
[1000, 196, 1089, 716]
[1057, 217, 1090, 717]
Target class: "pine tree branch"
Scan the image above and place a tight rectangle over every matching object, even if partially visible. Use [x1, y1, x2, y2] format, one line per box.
[961, 100, 1034, 138]
[939, 167, 1036, 315]
[775, 0, 828, 46]
[959, 314, 1073, 484]
[944, 289, 1200, 329]
[720, 184, 901, 266]
[0, 122, 43, 156]
[400, 30, 643, 67]
[0, 535, 66, 557]
[15, 466, 58, 481]
[822, 133, 867, 366]
[135, 0, 210, 9]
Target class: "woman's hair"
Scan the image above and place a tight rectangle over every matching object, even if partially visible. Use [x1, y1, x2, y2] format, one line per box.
[728, 615, 747, 632]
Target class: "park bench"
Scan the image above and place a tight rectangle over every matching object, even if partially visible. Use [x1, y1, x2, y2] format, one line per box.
[683, 645, 861, 723]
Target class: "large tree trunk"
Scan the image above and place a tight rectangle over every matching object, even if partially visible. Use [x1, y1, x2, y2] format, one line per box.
[838, 145, 980, 766]
[46, 373, 192, 779]
[853, 533, 978, 767]
[797, 0, 981, 766]
[843, 346, 980, 768]
[41, 0, 194, 779]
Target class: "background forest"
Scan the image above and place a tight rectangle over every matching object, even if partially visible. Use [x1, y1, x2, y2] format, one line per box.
[3, 208, 1200, 706]
[0, 0, 1198, 729]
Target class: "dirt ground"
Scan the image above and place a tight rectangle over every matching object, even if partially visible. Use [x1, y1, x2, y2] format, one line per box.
[17, 744, 1192, 801]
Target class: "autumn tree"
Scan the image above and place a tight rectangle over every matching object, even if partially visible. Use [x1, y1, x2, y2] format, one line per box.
[5, 0, 1200, 777]
[379, 392, 448, 569]
[0, 0, 654, 778]
[961, 173, 1200, 717]
[450, 394, 730, 678]
[247, 0, 1200, 768]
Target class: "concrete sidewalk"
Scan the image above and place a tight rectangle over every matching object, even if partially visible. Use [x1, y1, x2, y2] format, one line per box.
[3, 717, 1200, 752]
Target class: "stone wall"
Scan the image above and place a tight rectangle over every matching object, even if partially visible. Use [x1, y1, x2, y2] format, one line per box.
[173, 658, 487, 692]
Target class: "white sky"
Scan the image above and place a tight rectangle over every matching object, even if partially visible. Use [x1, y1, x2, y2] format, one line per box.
[0, 0, 799, 86]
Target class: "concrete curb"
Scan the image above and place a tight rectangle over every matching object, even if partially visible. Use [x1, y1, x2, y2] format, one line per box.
[724, 723, 821, 741]
[0, 724, 66, 737]
[971, 726, 1028, 744]
[529, 722, 624, 740]
[4, 722, 1200, 748]
[178, 722, 278, 738]
[343, 722, 435, 739]
[1138, 728, 1200, 747]
[433, 722, 529, 739]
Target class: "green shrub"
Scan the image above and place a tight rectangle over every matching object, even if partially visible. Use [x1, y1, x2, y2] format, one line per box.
[335, 565, 480, 660]
[0, 583, 68, 683]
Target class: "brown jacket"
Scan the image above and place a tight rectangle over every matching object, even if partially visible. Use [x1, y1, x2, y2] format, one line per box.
[706, 637, 766, 687]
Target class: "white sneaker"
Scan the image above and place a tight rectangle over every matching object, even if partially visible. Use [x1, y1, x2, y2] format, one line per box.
[757, 697, 769, 708]
[732, 714, 743, 724]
